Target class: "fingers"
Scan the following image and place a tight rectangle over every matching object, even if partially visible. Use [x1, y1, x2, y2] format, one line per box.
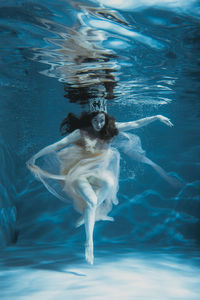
[158, 115, 174, 127]
[164, 119, 174, 127]
[26, 158, 36, 167]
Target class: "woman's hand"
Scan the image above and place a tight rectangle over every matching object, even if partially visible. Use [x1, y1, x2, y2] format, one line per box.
[27, 164, 38, 171]
[26, 158, 36, 169]
[157, 115, 173, 127]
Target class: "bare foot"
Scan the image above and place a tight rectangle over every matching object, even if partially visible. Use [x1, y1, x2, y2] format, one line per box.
[101, 216, 114, 222]
[85, 243, 94, 265]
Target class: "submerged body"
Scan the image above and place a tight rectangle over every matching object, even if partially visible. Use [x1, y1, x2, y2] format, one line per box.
[27, 113, 173, 264]
[58, 130, 120, 216]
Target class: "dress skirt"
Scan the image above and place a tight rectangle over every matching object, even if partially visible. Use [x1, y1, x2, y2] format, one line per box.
[28, 143, 120, 220]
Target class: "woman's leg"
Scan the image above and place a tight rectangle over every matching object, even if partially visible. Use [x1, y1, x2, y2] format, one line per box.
[90, 172, 115, 205]
[89, 172, 116, 222]
[75, 172, 115, 228]
[75, 177, 97, 264]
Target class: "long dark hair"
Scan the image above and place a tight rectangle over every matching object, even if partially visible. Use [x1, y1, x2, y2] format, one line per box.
[60, 111, 119, 141]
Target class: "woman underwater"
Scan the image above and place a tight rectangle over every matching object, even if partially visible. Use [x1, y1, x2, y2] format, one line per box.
[27, 111, 173, 264]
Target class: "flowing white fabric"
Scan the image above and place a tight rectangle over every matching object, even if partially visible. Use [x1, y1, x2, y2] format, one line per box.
[112, 132, 179, 186]
[29, 133, 120, 221]
[28, 131, 178, 222]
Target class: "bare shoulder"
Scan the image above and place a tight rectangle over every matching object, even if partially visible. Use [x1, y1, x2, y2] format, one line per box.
[58, 129, 81, 147]
[115, 122, 123, 129]
[70, 128, 81, 138]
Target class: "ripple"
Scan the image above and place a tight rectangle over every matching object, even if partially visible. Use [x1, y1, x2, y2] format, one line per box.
[98, 0, 199, 15]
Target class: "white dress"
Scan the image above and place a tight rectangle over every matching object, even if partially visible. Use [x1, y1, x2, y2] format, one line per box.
[28, 130, 176, 221]
[30, 131, 120, 221]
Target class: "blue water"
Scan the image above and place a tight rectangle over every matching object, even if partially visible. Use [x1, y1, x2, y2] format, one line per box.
[0, 0, 200, 299]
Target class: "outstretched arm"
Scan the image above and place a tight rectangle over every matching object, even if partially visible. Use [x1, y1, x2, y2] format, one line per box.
[116, 115, 173, 132]
[27, 129, 81, 167]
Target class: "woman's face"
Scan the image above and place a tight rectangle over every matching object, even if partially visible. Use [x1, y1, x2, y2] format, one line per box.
[91, 113, 106, 132]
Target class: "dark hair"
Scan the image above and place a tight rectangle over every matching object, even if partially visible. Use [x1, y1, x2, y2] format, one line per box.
[60, 111, 119, 141]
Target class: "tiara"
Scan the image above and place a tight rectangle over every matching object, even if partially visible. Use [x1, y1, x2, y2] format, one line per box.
[89, 98, 107, 113]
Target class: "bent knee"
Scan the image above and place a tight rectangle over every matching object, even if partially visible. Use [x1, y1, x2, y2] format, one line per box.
[108, 175, 115, 189]
[87, 200, 97, 210]
[74, 178, 97, 209]
[102, 173, 115, 189]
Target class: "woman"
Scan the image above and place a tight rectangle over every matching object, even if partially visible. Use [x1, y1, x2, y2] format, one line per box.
[27, 111, 173, 264]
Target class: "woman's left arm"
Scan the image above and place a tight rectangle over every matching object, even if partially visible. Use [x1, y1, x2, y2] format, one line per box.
[116, 115, 173, 132]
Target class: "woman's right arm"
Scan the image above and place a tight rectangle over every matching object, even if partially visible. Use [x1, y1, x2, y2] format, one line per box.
[27, 129, 81, 167]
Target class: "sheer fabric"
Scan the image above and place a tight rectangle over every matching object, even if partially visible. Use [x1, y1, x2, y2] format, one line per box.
[29, 133, 120, 221]
[113, 132, 177, 186]
[28, 131, 177, 221]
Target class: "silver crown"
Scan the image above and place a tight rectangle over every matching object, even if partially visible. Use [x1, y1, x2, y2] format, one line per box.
[89, 98, 107, 113]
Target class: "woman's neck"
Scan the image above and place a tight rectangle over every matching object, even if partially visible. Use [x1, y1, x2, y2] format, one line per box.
[81, 127, 111, 143]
